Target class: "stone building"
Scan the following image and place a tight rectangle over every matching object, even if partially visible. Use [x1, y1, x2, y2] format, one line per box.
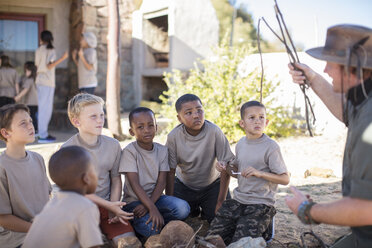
[0, 0, 218, 119]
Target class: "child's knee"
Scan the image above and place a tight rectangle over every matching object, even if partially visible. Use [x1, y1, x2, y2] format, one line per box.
[173, 199, 190, 219]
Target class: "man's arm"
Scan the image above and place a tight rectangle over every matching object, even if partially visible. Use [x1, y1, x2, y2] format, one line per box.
[0, 214, 31, 232]
[166, 168, 176, 196]
[289, 63, 344, 121]
[286, 186, 372, 226]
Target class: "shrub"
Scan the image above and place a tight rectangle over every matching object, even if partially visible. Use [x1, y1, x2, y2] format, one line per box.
[159, 42, 303, 143]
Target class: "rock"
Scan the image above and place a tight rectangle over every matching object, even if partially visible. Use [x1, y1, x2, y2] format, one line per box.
[159, 221, 195, 248]
[144, 234, 162, 248]
[226, 237, 266, 248]
[304, 167, 335, 178]
[118, 236, 142, 248]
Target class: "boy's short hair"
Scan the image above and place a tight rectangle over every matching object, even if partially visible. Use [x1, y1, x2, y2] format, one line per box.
[128, 107, 155, 127]
[0, 104, 30, 141]
[67, 93, 104, 121]
[49, 146, 92, 190]
[175, 94, 202, 113]
[240, 101, 266, 119]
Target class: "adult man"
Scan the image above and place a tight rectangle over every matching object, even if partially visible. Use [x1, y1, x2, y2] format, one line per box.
[286, 24, 372, 248]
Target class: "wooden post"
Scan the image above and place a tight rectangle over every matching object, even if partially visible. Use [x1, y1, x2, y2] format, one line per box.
[106, 0, 125, 139]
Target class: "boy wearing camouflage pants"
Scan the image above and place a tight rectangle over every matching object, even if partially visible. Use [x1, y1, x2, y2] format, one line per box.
[207, 101, 290, 245]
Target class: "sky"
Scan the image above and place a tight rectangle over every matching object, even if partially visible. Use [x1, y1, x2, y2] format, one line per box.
[234, 0, 371, 50]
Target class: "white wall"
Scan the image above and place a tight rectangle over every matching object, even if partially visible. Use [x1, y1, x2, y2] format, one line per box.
[1, 0, 71, 68]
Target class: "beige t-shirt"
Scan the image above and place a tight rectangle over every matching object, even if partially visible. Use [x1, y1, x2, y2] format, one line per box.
[120, 142, 169, 203]
[233, 134, 287, 206]
[166, 120, 235, 190]
[35, 45, 56, 87]
[0, 67, 19, 98]
[61, 134, 121, 201]
[0, 151, 51, 248]
[19, 76, 38, 106]
[78, 48, 97, 88]
[23, 191, 103, 248]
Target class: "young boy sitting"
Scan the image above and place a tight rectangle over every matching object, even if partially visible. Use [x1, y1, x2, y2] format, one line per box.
[0, 104, 51, 248]
[207, 101, 290, 245]
[62, 93, 134, 246]
[165, 94, 235, 223]
[120, 107, 190, 238]
[23, 146, 103, 248]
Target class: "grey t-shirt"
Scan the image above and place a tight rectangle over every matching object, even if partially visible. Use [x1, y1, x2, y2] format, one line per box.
[232, 134, 287, 206]
[166, 120, 235, 190]
[0, 67, 19, 98]
[61, 134, 121, 201]
[19, 76, 38, 106]
[0, 151, 51, 248]
[23, 191, 103, 248]
[78, 48, 97, 88]
[120, 142, 169, 203]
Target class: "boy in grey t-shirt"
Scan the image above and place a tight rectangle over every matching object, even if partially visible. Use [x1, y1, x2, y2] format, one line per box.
[207, 101, 289, 245]
[165, 94, 235, 223]
[23, 146, 103, 248]
[0, 104, 51, 248]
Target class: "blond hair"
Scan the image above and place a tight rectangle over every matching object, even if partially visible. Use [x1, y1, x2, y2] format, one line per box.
[67, 93, 104, 121]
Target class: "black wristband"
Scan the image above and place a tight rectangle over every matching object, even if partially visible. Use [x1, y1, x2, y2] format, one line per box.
[297, 200, 319, 225]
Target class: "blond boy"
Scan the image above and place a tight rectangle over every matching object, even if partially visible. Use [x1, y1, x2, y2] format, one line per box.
[0, 104, 51, 248]
[62, 93, 134, 246]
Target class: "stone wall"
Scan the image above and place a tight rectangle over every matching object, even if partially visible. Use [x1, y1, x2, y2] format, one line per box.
[83, 0, 136, 111]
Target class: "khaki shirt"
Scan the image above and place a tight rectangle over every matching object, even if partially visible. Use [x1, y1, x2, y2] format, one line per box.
[120, 142, 169, 203]
[19, 76, 38, 106]
[78, 48, 97, 88]
[0, 151, 51, 248]
[0, 67, 19, 98]
[35, 45, 56, 87]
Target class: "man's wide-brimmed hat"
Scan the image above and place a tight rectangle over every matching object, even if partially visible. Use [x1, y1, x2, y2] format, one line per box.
[306, 24, 372, 69]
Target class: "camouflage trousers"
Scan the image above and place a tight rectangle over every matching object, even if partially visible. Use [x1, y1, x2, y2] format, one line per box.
[206, 199, 276, 245]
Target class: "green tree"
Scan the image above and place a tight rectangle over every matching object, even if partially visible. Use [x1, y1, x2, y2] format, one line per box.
[160, 41, 303, 143]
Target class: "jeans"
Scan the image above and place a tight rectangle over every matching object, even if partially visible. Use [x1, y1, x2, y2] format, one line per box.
[123, 195, 190, 237]
[174, 177, 231, 223]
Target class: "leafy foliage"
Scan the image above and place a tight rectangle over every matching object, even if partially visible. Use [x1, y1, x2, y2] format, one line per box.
[159, 42, 303, 143]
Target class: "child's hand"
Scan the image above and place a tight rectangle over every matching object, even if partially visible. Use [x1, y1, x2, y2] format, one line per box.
[146, 207, 164, 232]
[241, 166, 263, 178]
[62, 51, 69, 60]
[14, 95, 21, 103]
[215, 161, 226, 172]
[72, 49, 78, 59]
[133, 204, 148, 218]
[108, 201, 133, 225]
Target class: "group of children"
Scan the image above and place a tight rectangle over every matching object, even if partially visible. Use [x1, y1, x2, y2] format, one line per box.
[0, 29, 97, 143]
[0, 92, 289, 247]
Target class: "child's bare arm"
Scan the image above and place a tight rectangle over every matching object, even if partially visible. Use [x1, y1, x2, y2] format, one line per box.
[165, 168, 176, 196]
[126, 172, 164, 231]
[78, 49, 94, 70]
[0, 214, 31, 232]
[85, 194, 133, 224]
[47, 51, 68, 70]
[14, 87, 30, 102]
[241, 167, 290, 185]
[110, 175, 122, 202]
[216, 170, 230, 213]
[150, 171, 167, 203]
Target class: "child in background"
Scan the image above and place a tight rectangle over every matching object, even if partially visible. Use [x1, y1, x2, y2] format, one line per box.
[207, 101, 289, 245]
[0, 104, 51, 248]
[35, 30, 68, 143]
[165, 94, 234, 223]
[0, 55, 19, 107]
[16, 61, 38, 133]
[23, 146, 103, 248]
[72, 32, 98, 94]
[120, 107, 190, 238]
[62, 93, 135, 247]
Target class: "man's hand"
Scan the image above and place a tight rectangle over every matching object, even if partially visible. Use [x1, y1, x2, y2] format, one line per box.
[288, 62, 317, 85]
[146, 207, 164, 232]
[133, 204, 148, 218]
[285, 186, 308, 215]
[241, 166, 263, 178]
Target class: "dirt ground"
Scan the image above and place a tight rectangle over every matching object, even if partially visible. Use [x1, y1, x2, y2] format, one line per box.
[3, 128, 351, 247]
